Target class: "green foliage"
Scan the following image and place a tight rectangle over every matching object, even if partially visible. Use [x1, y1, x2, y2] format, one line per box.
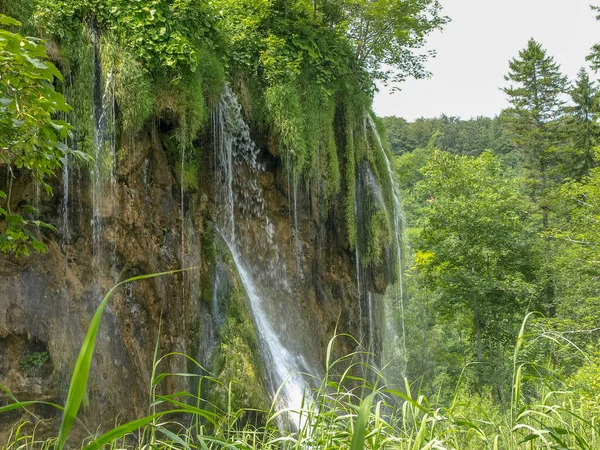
[382, 115, 515, 156]
[265, 83, 307, 169]
[564, 67, 600, 177]
[410, 150, 536, 395]
[344, 106, 358, 248]
[0, 14, 80, 255]
[0, 202, 58, 256]
[4, 308, 600, 450]
[34, 0, 222, 77]
[344, 0, 449, 84]
[502, 38, 568, 174]
[32, 0, 226, 150]
[502, 39, 570, 319]
[111, 44, 154, 133]
[570, 354, 600, 418]
[0, 14, 72, 187]
[19, 351, 49, 376]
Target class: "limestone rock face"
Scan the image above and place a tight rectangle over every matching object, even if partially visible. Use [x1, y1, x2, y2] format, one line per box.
[0, 114, 365, 438]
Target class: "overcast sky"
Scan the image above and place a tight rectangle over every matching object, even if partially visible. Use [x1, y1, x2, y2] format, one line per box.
[372, 0, 599, 120]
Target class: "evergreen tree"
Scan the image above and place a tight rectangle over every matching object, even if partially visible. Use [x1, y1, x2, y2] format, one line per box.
[502, 38, 568, 316]
[502, 38, 568, 159]
[566, 68, 600, 176]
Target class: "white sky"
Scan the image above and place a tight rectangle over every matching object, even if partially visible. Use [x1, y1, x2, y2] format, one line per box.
[372, 0, 599, 120]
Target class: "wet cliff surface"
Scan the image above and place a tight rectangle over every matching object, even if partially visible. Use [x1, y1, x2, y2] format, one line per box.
[0, 88, 375, 440]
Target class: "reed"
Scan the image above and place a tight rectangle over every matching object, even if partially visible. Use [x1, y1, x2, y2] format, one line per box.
[1, 281, 598, 450]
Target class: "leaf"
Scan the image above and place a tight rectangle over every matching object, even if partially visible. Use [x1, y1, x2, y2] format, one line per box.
[24, 54, 48, 70]
[156, 426, 192, 449]
[0, 400, 62, 414]
[22, 205, 39, 215]
[350, 393, 374, 450]
[82, 411, 184, 450]
[57, 270, 193, 449]
[0, 15, 21, 27]
[30, 240, 46, 254]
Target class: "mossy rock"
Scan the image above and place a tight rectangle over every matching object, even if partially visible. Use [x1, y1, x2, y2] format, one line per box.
[206, 235, 269, 415]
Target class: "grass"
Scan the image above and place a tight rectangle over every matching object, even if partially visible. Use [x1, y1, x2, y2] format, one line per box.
[1, 280, 599, 449]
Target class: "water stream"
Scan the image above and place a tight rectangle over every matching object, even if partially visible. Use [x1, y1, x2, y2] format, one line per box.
[367, 114, 408, 376]
[212, 85, 312, 423]
[91, 34, 117, 273]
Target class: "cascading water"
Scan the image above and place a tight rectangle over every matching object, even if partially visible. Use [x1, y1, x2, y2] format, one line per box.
[366, 114, 408, 377]
[59, 78, 72, 249]
[292, 170, 303, 278]
[91, 33, 117, 274]
[60, 154, 71, 247]
[354, 163, 386, 362]
[212, 85, 314, 424]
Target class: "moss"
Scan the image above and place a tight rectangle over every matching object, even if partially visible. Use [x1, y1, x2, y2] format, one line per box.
[61, 25, 95, 159]
[112, 43, 154, 133]
[19, 351, 50, 377]
[322, 97, 341, 201]
[197, 48, 226, 107]
[343, 103, 357, 249]
[265, 83, 307, 172]
[208, 238, 269, 414]
[365, 208, 392, 265]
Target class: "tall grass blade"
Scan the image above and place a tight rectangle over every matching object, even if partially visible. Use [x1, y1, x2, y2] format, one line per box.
[82, 410, 185, 450]
[350, 393, 374, 450]
[57, 270, 191, 449]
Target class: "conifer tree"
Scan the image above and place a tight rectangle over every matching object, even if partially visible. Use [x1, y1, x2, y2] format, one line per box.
[566, 68, 600, 176]
[502, 39, 568, 162]
[502, 38, 568, 316]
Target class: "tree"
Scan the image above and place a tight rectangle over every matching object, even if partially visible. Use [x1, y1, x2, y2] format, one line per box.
[502, 39, 568, 155]
[0, 14, 74, 256]
[413, 151, 535, 396]
[502, 38, 568, 315]
[342, 0, 449, 84]
[586, 5, 600, 72]
[565, 68, 600, 177]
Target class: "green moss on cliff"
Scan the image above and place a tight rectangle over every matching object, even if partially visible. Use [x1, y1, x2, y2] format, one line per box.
[209, 239, 269, 414]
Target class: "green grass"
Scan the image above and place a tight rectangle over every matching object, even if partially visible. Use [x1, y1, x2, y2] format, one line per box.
[1, 281, 599, 449]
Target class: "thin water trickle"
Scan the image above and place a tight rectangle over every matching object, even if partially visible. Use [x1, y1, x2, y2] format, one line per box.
[60, 154, 71, 247]
[180, 145, 186, 265]
[353, 170, 365, 347]
[91, 34, 116, 274]
[293, 170, 303, 278]
[367, 114, 408, 375]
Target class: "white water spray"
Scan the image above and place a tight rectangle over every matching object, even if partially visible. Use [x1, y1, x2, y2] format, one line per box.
[213, 85, 312, 425]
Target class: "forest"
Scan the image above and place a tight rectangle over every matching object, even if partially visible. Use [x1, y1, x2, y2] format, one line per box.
[0, 0, 600, 449]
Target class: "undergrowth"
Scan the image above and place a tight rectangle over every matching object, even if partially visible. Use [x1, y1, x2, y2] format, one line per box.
[1, 276, 599, 449]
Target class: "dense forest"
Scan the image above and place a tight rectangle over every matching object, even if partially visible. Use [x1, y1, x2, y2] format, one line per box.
[385, 38, 600, 409]
[1, 0, 600, 449]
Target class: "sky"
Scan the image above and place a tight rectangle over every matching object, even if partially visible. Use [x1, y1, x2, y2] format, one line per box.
[372, 0, 599, 120]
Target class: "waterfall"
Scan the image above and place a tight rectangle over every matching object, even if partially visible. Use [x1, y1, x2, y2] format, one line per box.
[212, 85, 312, 424]
[91, 33, 116, 274]
[292, 170, 303, 278]
[60, 76, 72, 249]
[353, 168, 367, 349]
[180, 144, 186, 268]
[354, 163, 384, 362]
[60, 153, 71, 247]
[366, 114, 408, 376]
